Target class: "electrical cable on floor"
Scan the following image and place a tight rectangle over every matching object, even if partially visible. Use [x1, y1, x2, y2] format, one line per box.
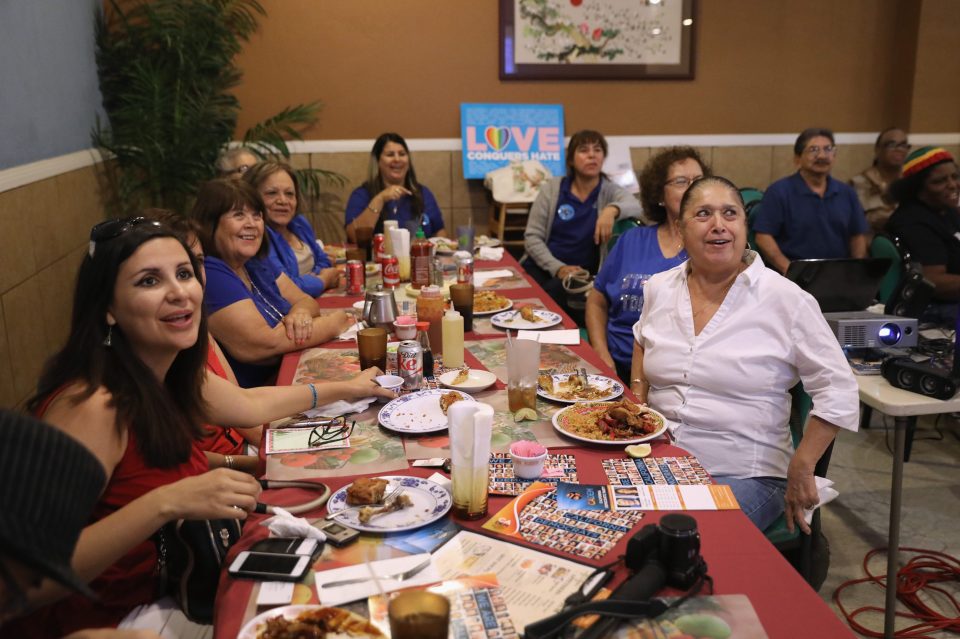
[833, 547, 960, 638]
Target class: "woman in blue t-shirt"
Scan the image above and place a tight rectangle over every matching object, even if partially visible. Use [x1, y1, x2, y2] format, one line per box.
[191, 179, 352, 387]
[586, 147, 708, 383]
[344, 132, 446, 242]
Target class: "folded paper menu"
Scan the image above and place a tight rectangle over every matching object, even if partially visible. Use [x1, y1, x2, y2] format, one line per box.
[555, 481, 740, 512]
[518, 329, 579, 344]
[473, 269, 514, 287]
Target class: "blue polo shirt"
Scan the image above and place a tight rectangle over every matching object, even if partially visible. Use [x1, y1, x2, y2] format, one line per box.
[547, 177, 601, 271]
[594, 225, 687, 368]
[344, 185, 444, 237]
[753, 172, 868, 261]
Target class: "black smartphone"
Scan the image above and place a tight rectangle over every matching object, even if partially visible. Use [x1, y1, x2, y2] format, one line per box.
[228, 551, 311, 581]
[250, 537, 321, 558]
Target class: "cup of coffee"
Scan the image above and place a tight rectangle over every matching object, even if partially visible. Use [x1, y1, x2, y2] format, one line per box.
[355, 226, 374, 261]
[388, 591, 450, 639]
[449, 283, 474, 333]
[357, 327, 387, 371]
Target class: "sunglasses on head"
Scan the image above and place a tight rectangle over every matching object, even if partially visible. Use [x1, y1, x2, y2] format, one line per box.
[88, 217, 164, 258]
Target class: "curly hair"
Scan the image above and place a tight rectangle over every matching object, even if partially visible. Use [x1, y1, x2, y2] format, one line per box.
[638, 146, 709, 224]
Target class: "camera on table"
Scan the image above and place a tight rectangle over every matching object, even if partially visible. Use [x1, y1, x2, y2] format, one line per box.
[626, 513, 706, 590]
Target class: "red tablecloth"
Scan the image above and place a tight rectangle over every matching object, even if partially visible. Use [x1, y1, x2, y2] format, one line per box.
[213, 251, 854, 638]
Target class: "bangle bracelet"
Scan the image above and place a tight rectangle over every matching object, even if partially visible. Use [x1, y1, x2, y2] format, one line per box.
[224, 455, 234, 470]
[367, 204, 381, 215]
[309, 383, 318, 410]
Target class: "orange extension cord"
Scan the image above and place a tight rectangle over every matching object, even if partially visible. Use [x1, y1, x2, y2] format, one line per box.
[833, 547, 960, 637]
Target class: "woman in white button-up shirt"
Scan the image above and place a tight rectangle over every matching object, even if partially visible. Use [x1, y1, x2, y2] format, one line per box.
[630, 176, 859, 532]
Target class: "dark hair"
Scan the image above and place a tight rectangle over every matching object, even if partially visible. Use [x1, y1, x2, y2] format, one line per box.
[872, 127, 906, 166]
[364, 133, 424, 217]
[242, 160, 304, 228]
[28, 221, 209, 468]
[565, 130, 608, 180]
[639, 146, 709, 224]
[678, 176, 746, 221]
[190, 179, 269, 261]
[794, 128, 835, 156]
[141, 208, 202, 243]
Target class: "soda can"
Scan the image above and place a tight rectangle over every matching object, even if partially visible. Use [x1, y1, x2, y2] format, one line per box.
[372, 233, 386, 263]
[456, 254, 474, 285]
[382, 254, 400, 288]
[398, 340, 423, 391]
[346, 259, 365, 295]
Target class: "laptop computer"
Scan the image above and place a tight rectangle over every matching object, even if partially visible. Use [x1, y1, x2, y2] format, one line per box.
[784, 257, 893, 313]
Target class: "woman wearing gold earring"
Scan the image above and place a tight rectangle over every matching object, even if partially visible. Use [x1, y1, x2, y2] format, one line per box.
[586, 147, 708, 382]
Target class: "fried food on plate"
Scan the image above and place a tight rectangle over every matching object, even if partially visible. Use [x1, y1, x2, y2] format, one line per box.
[346, 477, 389, 505]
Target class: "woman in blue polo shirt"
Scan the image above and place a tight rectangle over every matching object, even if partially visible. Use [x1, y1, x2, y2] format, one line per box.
[344, 132, 446, 241]
[586, 147, 708, 382]
[521, 130, 642, 323]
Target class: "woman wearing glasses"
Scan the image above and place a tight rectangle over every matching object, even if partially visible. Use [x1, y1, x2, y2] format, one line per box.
[850, 128, 910, 236]
[521, 130, 643, 322]
[9, 218, 393, 636]
[192, 179, 353, 387]
[585, 147, 707, 383]
[344, 132, 446, 242]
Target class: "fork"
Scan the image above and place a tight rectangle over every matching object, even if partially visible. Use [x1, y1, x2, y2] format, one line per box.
[317, 558, 432, 589]
[326, 486, 404, 520]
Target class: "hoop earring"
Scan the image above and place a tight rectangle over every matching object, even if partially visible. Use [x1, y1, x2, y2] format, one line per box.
[103, 325, 113, 347]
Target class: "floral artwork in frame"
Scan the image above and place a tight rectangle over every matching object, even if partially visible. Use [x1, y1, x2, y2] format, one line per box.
[500, 0, 696, 80]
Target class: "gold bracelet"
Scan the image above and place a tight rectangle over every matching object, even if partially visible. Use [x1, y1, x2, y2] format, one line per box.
[224, 454, 234, 469]
[367, 204, 381, 214]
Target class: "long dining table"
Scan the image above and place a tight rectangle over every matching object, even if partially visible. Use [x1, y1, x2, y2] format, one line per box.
[212, 249, 854, 638]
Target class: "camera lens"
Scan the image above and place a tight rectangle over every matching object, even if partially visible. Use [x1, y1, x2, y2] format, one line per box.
[659, 513, 698, 537]
[878, 323, 901, 346]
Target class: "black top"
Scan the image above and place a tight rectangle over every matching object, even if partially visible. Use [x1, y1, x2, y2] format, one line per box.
[886, 199, 960, 276]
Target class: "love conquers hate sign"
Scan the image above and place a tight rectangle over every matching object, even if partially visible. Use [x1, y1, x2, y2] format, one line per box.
[460, 103, 565, 179]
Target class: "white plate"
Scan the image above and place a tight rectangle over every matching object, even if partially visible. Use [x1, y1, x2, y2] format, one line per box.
[438, 368, 497, 392]
[327, 475, 453, 532]
[428, 237, 459, 255]
[474, 297, 513, 316]
[377, 388, 475, 434]
[403, 281, 452, 299]
[538, 374, 624, 403]
[238, 605, 384, 639]
[476, 235, 502, 248]
[552, 402, 668, 445]
[490, 308, 563, 330]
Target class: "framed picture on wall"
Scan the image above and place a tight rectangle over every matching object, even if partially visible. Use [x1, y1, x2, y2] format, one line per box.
[500, 0, 696, 81]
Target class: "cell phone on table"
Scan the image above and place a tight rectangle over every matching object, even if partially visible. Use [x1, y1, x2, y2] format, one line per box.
[250, 536, 321, 558]
[228, 551, 311, 581]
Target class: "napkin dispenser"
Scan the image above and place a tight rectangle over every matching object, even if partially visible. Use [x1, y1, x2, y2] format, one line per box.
[362, 286, 399, 331]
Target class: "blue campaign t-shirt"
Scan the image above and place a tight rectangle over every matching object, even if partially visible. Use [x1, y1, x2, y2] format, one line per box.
[264, 214, 332, 297]
[593, 225, 687, 368]
[204, 256, 291, 387]
[344, 185, 445, 237]
[752, 172, 868, 261]
[547, 177, 601, 271]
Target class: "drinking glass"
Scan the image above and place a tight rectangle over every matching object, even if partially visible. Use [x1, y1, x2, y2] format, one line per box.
[456, 225, 475, 252]
[355, 226, 374, 262]
[506, 338, 540, 412]
[357, 327, 388, 371]
[449, 283, 475, 332]
[388, 591, 450, 639]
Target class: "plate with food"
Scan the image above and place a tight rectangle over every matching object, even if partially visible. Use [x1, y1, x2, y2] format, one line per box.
[552, 399, 668, 445]
[474, 290, 513, 315]
[438, 368, 497, 393]
[238, 604, 384, 639]
[475, 235, 502, 249]
[538, 372, 624, 403]
[326, 475, 453, 532]
[490, 307, 562, 330]
[429, 236, 460, 255]
[403, 280, 452, 299]
[377, 388, 475, 434]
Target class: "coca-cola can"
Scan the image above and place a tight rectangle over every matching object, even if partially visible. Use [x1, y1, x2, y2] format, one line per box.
[382, 254, 400, 288]
[372, 233, 386, 263]
[397, 340, 423, 391]
[345, 259, 365, 295]
[456, 255, 474, 285]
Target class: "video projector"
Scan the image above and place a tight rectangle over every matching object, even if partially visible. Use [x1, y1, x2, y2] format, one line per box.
[823, 311, 918, 349]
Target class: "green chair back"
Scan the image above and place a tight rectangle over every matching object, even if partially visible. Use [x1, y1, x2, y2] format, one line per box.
[606, 218, 642, 253]
[870, 235, 903, 304]
[740, 188, 764, 251]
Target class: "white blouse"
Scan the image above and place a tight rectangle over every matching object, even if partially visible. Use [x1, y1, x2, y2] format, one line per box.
[632, 251, 860, 479]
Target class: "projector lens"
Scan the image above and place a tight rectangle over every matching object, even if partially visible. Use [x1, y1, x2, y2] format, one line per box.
[878, 323, 901, 346]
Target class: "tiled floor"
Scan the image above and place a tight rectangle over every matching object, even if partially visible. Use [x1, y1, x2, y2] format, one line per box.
[818, 411, 960, 637]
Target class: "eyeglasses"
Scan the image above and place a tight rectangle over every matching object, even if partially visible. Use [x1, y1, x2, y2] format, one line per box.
[307, 418, 355, 448]
[88, 217, 163, 258]
[665, 175, 703, 188]
[881, 141, 911, 151]
[803, 145, 836, 157]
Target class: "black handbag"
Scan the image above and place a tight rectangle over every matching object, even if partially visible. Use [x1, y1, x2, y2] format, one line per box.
[155, 478, 331, 623]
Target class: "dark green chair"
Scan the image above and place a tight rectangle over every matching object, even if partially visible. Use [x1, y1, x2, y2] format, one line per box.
[606, 217, 642, 253]
[741, 188, 764, 252]
[870, 234, 903, 304]
[762, 383, 834, 590]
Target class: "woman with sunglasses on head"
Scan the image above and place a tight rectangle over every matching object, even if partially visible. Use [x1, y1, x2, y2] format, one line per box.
[8, 218, 393, 636]
[243, 161, 341, 297]
[586, 147, 708, 383]
[521, 130, 643, 323]
[344, 132, 447, 242]
[192, 179, 353, 387]
[849, 128, 910, 236]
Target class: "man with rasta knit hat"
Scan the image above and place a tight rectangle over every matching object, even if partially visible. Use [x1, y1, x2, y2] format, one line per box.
[887, 146, 960, 319]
